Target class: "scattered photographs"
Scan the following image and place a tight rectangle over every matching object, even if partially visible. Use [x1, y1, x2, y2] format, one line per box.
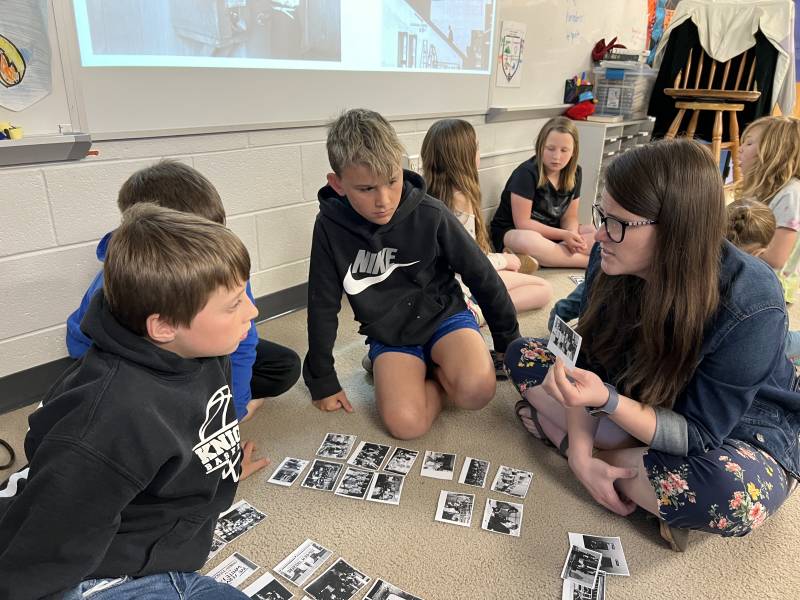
[434, 490, 475, 527]
[268, 457, 310, 487]
[301, 460, 344, 492]
[304, 558, 371, 600]
[568, 533, 629, 576]
[547, 315, 582, 369]
[207, 552, 259, 588]
[316, 433, 357, 460]
[367, 473, 405, 505]
[458, 457, 490, 488]
[481, 498, 523, 537]
[214, 500, 267, 544]
[383, 447, 419, 475]
[561, 572, 606, 600]
[335, 467, 374, 500]
[347, 441, 391, 471]
[242, 572, 294, 600]
[490, 465, 533, 499]
[560, 545, 602, 590]
[364, 578, 424, 600]
[420, 451, 457, 480]
[274, 539, 332, 587]
[207, 534, 227, 562]
[569, 274, 585, 286]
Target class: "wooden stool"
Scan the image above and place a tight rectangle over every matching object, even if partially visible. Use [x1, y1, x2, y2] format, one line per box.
[663, 47, 760, 183]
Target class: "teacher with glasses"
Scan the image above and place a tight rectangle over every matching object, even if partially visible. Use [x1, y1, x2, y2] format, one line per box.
[504, 139, 800, 551]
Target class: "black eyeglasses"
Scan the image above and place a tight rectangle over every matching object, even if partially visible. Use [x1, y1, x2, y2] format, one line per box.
[592, 203, 657, 243]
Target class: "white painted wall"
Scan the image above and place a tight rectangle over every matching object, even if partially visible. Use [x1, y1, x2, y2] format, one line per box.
[0, 114, 547, 378]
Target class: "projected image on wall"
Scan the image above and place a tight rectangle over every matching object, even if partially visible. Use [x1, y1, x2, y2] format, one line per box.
[74, 0, 496, 73]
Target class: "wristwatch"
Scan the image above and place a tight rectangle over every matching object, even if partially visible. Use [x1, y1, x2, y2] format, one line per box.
[586, 383, 619, 416]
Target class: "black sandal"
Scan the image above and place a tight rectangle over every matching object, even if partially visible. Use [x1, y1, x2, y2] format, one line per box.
[0, 438, 15, 470]
[514, 399, 569, 458]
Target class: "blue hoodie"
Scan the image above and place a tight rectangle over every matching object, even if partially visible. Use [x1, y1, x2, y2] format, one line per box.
[66, 232, 259, 419]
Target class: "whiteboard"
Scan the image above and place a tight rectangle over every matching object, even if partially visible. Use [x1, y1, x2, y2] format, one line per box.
[0, 1, 80, 136]
[490, 0, 648, 110]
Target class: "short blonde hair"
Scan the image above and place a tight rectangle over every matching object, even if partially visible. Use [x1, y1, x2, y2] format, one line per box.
[736, 116, 800, 204]
[326, 108, 404, 179]
[104, 204, 250, 336]
[726, 197, 777, 255]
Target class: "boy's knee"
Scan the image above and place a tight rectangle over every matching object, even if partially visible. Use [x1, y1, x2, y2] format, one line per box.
[383, 406, 432, 440]
[450, 372, 495, 410]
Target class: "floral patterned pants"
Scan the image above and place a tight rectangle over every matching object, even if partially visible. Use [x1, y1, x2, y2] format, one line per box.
[504, 337, 795, 536]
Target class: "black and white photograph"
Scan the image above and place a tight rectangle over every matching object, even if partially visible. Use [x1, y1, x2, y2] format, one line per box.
[568, 533, 630, 576]
[420, 451, 457, 480]
[214, 499, 268, 544]
[458, 457, 490, 488]
[434, 491, 475, 527]
[274, 539, 332, 587]
[561, 572, 606, 600]
[366, 473, 405, 505]
[481, 498, 523, 537]
[207, 552, 259, 589]
[490, 465, 533, 499]
[334, 467, 374, 500]
[267, 456, 310, 487]
[383, 447, 419, 475]
[548, 315, 583, 368]
[569, 274, 585, 286]
[560, 545, 603, 590]
[242, 571, 294, 600]
[301, 459, 344, 492]
[347, 441, 391, 471]
[364, 578, 424, 600]
[206, 534, 227, 562]
[316, 433, 357, 460]
[303, 558, 371, 600]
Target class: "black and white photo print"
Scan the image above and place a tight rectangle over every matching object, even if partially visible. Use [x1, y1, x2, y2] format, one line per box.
[302, 460, 344, 492]
[364, 579, 424, 600]
[383, 447, 419, 475]
[315, 433, 357, 460]
[334, 467, 374, 500]
[458, 457, 490, 488]
[213, 500, 267, 544]
[568, 533, 629, 576]
[490, 466, 533, 499]
[242, 572, 294, 600]
[560, 545, 602, 590]
[367, 473, 405, 505]
[420, 451, 457, 480]
[304, 558, 371, 600]
[267, 457, 310, 486]
[274, 539, 332, 587]
[547, 315, 583, 368]
[434, 491, 475, 527]
[347, 441, 391, 471]
[481, 498, 523, 537]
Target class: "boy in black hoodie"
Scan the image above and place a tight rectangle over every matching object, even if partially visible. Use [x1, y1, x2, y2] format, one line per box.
[0, 205, 266, 600]
[304, 108, 520, 439]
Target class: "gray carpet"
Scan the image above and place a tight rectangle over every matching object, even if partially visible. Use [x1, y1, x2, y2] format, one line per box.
[2, 268, 799, 599]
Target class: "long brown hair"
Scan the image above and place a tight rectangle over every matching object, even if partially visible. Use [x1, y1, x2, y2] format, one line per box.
[577, 139, 726, 408]
[535, 116, 580, 193]
[736, 116, 800, 204]
[421, 118, 491, 253]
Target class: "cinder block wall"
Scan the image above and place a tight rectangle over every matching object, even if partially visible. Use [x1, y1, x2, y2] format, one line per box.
[0, 114, 546, 378]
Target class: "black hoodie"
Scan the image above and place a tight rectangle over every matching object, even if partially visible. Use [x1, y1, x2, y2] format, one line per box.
[0, 293, 241, 600]
[303, 170, 520, 400]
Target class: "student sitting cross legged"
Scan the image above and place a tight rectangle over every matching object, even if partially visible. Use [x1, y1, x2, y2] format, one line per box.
[504, 139, 800, 552]
[303, 108, 520, 440]
[65, 160, 301, 423]
[0, 205, 267, 600]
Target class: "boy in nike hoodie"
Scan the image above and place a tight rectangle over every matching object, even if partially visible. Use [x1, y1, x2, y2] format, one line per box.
[0, 205, 265, 600]
[304, 108, 521, 439]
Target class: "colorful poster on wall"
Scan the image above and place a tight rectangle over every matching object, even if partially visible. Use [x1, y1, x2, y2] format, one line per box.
[0, 0, 51, 111]
[496, 20, 526, 88]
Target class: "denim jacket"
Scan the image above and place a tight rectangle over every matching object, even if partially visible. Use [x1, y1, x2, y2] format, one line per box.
[581, 241, 800, 480]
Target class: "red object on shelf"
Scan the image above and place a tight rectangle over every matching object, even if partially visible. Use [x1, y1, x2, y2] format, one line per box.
[591, 37, 627, 62]
[564, 100, 596, 120]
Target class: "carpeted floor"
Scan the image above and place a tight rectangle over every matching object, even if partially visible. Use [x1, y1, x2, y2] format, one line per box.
[2, 267, 799, 600]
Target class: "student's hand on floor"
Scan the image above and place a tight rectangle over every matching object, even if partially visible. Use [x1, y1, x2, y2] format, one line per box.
[240, 440, 270, 480]
[548, 357, 607, 409]
[313, 390, 354, 413]
[569, 455, 637, 516]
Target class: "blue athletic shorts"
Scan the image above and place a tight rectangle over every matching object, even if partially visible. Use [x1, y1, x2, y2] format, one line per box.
[367, 309, 480, 365]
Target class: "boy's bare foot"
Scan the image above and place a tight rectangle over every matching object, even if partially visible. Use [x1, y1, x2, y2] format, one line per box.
[240, 440, 270, 480]
[239, 398, 266, 423]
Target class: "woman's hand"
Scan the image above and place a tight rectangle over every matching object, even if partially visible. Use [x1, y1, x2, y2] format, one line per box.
[569, 455, 638, 516]
[561, 230, 587, 254]
[544, 357, 608, 409]
[503, 253, 522, 272]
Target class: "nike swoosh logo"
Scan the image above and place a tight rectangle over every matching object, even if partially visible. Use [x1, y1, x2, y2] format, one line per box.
[343, 261, 419, 295]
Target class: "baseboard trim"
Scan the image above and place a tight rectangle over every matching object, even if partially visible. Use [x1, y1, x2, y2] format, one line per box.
[0, 282, 308, 416]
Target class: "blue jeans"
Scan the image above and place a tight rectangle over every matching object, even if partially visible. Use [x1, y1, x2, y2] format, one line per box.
[63, 572, 248, 599]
